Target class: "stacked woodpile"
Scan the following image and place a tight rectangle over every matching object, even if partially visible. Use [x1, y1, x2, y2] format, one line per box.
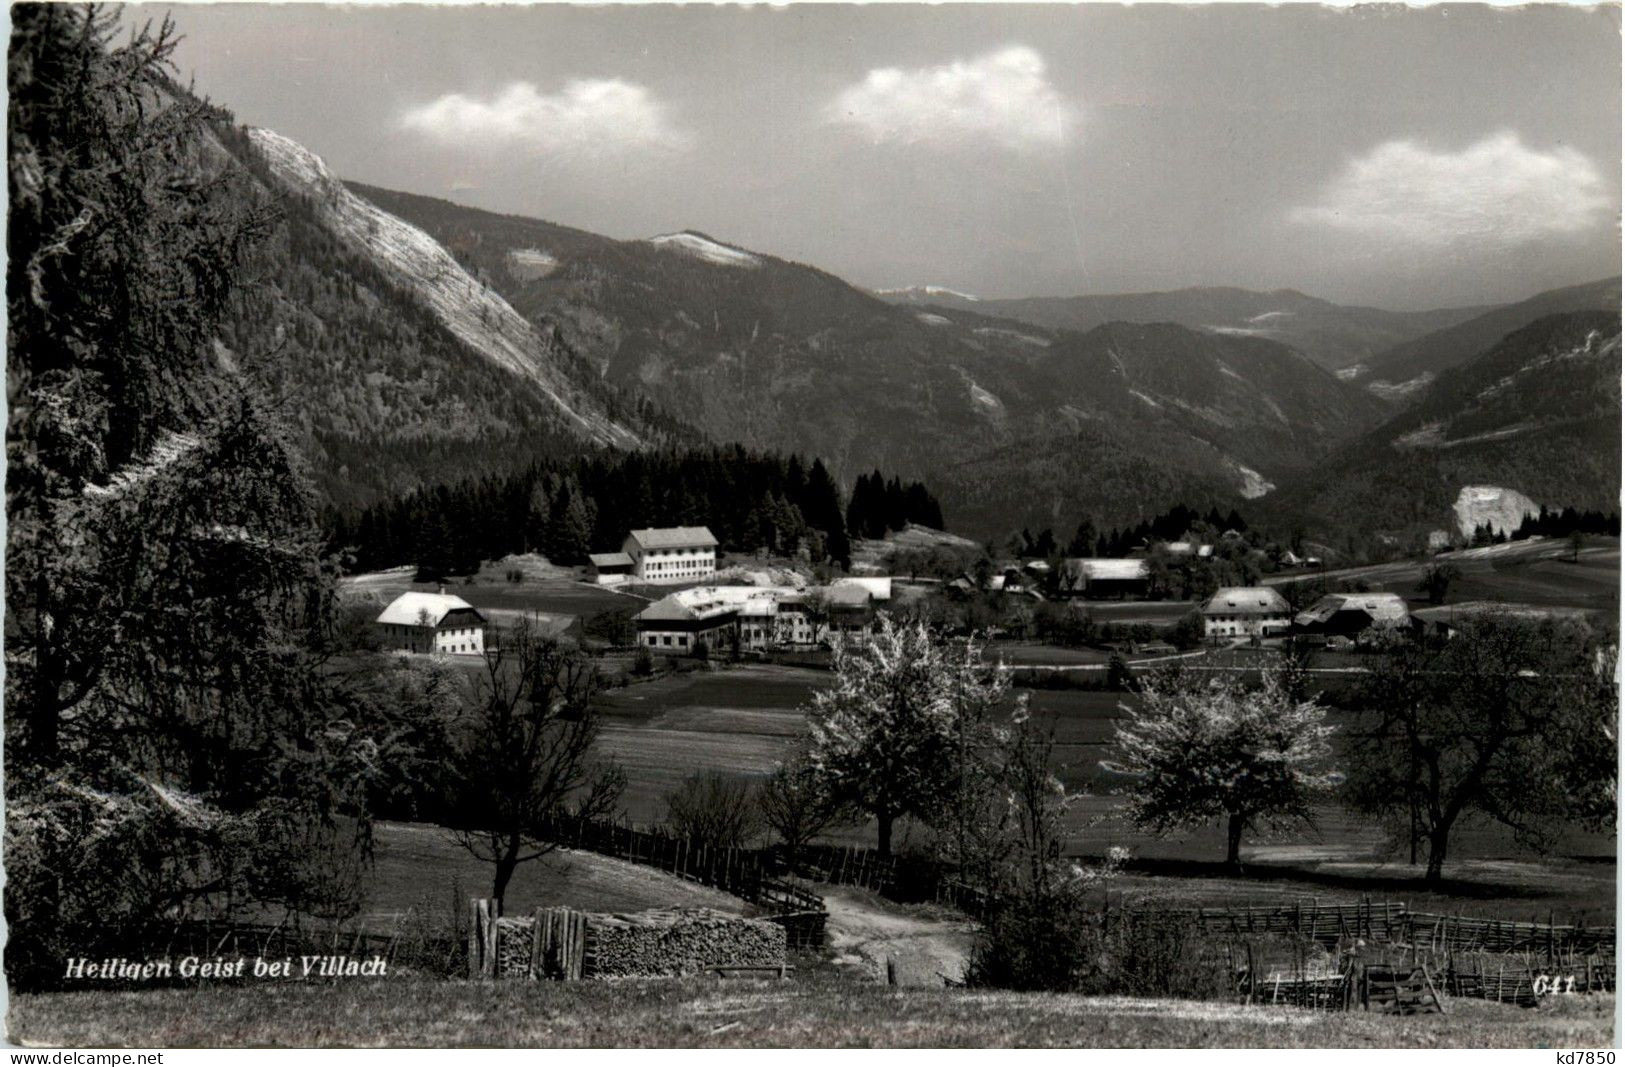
[494, 917, 531, 979]
[586, 908, 786, 978]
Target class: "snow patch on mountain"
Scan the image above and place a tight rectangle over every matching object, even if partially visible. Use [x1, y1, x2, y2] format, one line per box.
[876, 285, 980, 303]
[1204, 325, 1273, 337]
[246, 127, 637, 449]
[915, 312, 952, 327]
[1335, 364, 1366, 381]
[506, 247, 560, 281]
[1248, 311, 1294, 324]
[1367, 372, 1434, 401]
[973, 326, 1050, 347]
[1452, 485, 1539, 539]
[647, 231, 761, 268]
[1235, 464, 1275, 499]
[1128, 389, 1162, 410]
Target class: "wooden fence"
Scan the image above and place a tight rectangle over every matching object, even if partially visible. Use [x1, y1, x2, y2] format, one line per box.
[538, 813, 831, 946]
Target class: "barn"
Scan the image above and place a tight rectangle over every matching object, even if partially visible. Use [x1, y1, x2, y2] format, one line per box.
[1058, 558, 1150, 599]
[1293, 592, 1410, 638]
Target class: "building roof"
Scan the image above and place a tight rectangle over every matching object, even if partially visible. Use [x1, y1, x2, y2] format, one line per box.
[1166, 541, 1214, 558]
[1201, 586, 1291, 616]
[376, 591, 482, 627]
[1294, 592, 1410, 628]
[636, 585, 793, 625]
[832, 576, 893, 602]
[1063, 558, 1149, 581]
[588, 552, 634, 568]
[625, 526, 718, 550]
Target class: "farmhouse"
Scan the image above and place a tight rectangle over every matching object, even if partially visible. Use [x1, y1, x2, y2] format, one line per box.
[622, 526, 718, 584]
[588, 551, 634, 585]
[375, 591, 487, 655]
[1200, 586, 1292, 641]
[1293, 592, 1410, 638]
[1057, 558, 1150, 599]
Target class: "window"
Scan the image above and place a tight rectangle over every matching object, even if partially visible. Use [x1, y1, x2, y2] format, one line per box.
[662, 636, 672, 646]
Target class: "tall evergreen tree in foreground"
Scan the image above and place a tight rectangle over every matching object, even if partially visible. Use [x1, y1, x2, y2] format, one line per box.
[6, 5, 371, 987]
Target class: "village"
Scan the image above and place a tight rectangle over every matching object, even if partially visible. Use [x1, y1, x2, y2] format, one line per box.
[364, 521, 1604, 665]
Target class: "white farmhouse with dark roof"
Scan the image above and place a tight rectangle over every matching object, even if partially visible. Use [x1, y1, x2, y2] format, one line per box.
[1200, 586, 1293, 641]
[622, 526, 718, 584]
[375, 591, 487, 655]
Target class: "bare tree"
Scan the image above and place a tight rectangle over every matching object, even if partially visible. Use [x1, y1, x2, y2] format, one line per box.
[450, 623, 624, 912]
[757, 754, 857, 868]
[1345, 614, 1612, 883]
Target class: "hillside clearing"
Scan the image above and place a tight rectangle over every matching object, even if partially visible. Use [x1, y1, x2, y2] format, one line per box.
[362, 822, 746, 932]
[10, 980, 1610, 1048]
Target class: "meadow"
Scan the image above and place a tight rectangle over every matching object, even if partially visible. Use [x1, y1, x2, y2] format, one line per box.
[10, 976, 1613, 1048]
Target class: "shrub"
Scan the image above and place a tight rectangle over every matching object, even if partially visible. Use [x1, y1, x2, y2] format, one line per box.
[663, 770, 761, 849]
[631, 644, 655, 676]
[968, 891, 1102, 992]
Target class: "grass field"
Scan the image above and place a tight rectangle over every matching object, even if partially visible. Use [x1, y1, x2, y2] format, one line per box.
[360, 822, 746, 933]
[345, 560, 640, 622]
[1267, 538, 1619, 617]
[10, 977, 1612, 1048]
[585, 663, 1615, 920]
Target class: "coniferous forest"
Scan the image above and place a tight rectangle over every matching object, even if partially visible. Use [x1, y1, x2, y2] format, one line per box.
[324, 449, 947, 576]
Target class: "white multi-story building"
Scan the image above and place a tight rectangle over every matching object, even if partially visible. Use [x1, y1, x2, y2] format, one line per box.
[1199, 586, 1293, 641]
[622, 527, 718, 583]
[375, 591, 487, 655]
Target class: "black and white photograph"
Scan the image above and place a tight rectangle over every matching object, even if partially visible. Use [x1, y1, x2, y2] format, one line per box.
[3, 0, 1621, 1051]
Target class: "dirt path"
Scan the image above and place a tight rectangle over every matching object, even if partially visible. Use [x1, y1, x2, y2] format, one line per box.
[820, 886, 976, 988]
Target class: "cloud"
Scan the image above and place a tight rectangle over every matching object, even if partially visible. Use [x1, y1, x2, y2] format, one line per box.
[400, 80, 688, 155]
[825, 46, 1074, 153]
[1292, 133, 1611, 247]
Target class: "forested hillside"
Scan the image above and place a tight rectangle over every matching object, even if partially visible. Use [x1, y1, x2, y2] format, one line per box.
[342, 184, 1391, 538]
[1266, 311, 1622, 548]
[327, 447, 945, 575]
[885, 285, 1490, 371]
[207, 130, 691, 509]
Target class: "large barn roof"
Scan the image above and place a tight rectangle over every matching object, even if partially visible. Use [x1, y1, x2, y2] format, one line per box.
[1201, 587, 1291, 616]
[376, 591, 481, 627]
[831, 576, 893, 601]
[1294, 592, 1410, 627]
[626, 526, 718, 550]
[1064, 558, 1149, 581]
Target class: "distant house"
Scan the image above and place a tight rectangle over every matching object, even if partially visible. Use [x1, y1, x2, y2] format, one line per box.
[375, 591, 487, 655]
[622, 526, 718, 584]
[1293, 592, 1410, 638]
[1166, 541, 1215, 559]
[588, 551, 634, 585]
[1058, 558, 1150, 599]
[1199, 586, 1292, 641]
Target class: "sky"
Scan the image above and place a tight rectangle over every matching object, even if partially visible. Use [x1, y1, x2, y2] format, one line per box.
[132, 3, 1621, 310]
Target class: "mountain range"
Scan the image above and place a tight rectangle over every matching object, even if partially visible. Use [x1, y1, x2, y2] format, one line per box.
[203, 118, 1619, 547]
